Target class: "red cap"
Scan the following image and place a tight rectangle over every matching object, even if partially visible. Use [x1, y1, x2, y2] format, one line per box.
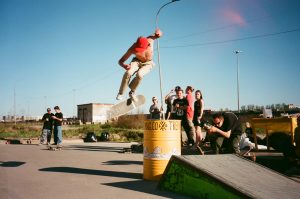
[134, 37, 149, 52]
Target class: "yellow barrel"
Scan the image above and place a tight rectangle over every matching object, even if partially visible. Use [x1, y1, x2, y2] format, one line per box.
[143, 119, 181, 181]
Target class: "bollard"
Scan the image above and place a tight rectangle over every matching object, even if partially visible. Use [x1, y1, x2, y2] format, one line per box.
[143, 119, 181, 181]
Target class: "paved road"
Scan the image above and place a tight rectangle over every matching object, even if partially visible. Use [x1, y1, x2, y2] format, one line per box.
[0, 142, 189, 199]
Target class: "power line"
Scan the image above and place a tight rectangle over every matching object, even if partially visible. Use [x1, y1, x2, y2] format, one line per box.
[164, 7, 300, 42]
[161, 28, 300, 49]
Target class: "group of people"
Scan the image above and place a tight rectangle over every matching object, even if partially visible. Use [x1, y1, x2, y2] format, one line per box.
[163, 86, 243, 155]
[149, 86, 205, 151]
[40, 106, 63, 147]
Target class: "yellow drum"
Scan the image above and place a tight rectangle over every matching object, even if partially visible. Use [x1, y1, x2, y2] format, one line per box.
[143, 120, 181, 181]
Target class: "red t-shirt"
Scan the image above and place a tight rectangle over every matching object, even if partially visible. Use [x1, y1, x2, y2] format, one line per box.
[186, 93, 194, 120]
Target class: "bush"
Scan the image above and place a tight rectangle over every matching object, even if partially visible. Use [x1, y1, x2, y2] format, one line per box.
[114, 114, 146, 129]
[0, 116, 145, 142]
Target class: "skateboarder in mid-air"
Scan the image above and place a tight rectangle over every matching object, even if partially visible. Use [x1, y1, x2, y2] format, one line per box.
[116, 29, 163, 101]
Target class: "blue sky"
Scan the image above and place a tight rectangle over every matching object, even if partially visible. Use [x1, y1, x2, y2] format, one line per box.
[1, 0, 300, 117]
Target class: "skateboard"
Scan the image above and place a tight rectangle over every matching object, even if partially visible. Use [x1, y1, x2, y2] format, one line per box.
[47, 145, 62, 151]
[106, 95, 146, 120]
[196, 146, 205, 155]
[239, 146, 252, 156]
[239, 146, 256, 161]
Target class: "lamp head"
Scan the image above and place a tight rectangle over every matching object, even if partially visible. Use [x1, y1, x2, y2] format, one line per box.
[234, 50, 243, 54]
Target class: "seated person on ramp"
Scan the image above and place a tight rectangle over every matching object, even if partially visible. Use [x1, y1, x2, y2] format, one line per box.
[116, 29, 163, 101]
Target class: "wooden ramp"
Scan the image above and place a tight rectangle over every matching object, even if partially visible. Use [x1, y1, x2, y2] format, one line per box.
[158, 154, 300, 199]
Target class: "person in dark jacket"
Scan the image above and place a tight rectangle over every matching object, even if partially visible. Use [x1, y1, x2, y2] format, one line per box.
[40, 108, 54, 145]
[206, 112, 242, 154]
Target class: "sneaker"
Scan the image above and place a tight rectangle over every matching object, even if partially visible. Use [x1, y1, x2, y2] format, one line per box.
[116, 93, 124, 100]
[129, 91, 138, 102]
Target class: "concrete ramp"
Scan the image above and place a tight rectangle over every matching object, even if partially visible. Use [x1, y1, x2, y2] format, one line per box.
[158, 154, 300, 199]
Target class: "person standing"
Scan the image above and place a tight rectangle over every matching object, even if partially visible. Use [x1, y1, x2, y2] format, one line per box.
[116, 29, 163, 101]
[173, 88, 194, 146]
[185, 86, 195, 146]
[40, 108, 54, 145]
[295, 116, 300, 158]
[164, 86, 181, 120]
[52, 106, 63, 147]
[193, 90, 204, 148]
[149, 97, 161, 119]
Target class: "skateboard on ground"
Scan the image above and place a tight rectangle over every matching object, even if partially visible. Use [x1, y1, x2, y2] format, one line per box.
[47, 145, 62, 151]
[106, 95, 146, 120]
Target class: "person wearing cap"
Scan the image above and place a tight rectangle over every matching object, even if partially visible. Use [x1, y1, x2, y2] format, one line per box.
[39, 108, 54, 145]
[52, 106, 63, 147]
[164, 86, 181, 119]
[116, 29, 163, 101]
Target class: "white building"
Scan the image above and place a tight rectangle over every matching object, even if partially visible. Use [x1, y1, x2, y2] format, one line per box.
[77, 103, 113, 124]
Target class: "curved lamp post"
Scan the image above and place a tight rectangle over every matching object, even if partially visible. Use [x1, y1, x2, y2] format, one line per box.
[155, 0, 180, 120]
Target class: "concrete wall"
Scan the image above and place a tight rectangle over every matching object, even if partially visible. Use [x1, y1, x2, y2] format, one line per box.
[77, 103, 113, 124]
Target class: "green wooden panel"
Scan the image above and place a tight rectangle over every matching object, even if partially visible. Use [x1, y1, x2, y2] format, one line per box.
[159, 161, 243, 199]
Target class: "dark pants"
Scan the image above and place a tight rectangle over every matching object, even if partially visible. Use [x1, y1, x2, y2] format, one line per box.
[182, 118, 195, 145]
[47, 130, 52, 143]
[209, 134, 241, 154]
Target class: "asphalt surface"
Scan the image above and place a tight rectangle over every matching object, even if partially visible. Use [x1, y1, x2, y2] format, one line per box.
[0, 141, 190, 199]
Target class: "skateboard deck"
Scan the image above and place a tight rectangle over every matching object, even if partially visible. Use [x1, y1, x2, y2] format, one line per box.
[196, 146, 205, 155]
[47, 145, 62, 151]
[106, 95, 145, 120]
[239, 146, 252, 156]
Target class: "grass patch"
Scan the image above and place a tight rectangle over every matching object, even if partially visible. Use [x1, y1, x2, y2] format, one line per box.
[0, 115, 145, 142]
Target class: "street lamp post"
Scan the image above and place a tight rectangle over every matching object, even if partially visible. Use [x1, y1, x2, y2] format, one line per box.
[234, 50, 242, 113]
[155, 0, 180, 120]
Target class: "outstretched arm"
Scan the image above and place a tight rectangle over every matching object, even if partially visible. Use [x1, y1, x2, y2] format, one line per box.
[147, 29, 163, 40]
[165, 89, 174, 100]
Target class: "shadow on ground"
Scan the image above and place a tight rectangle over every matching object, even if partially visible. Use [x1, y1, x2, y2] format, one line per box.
[55, 145, 125, 153]
[0, 161, 26, 167]
[38, 166, 188, 198]
[103, 180, 189, 199]
[39, 167, 142, 179]
[102, 160, 142, 165]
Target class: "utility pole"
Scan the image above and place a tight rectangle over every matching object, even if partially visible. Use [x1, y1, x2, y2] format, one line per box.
[14, 85, 16, 124]
[72, 89, 76, 118]
[155, 0, 180, 120]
